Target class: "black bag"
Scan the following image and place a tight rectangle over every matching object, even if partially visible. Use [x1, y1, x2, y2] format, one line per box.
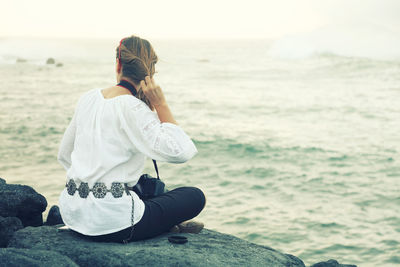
[132, 160, 165, 200]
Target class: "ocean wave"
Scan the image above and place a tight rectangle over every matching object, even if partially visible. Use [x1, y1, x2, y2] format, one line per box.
[193, 137, 329, 156]
[268, 22, 400, 61]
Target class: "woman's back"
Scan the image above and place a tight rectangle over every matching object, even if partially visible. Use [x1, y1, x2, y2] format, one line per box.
[57, 35, 205, 241]
[67, 88, 144, 186]
[58, 87, 197, 236]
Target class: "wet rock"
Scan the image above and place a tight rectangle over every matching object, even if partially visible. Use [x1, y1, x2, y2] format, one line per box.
[45, 205, 64, 226]
[0, 179, 47, 227]
[0, 248, 78, 267]
[46, 58, 55, 64]
[310, 259, 357, 267]
[56, 63, 63, 67]
[0, 216, 23, 247]
[0, 178, 356, 266]
[8, 226, 306, 267]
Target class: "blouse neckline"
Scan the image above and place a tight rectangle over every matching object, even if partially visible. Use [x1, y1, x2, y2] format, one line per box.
[98, 88, 134, 101]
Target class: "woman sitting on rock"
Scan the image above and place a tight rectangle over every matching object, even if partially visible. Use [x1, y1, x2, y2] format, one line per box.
[57, 35, 205, 243]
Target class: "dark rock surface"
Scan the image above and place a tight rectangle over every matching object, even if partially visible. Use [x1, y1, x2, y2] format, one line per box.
[45, 205, 64, 226]
[0, 216, 23, 247]
[310, 259, 357, 267]
[0, 178, 356, 267]
[8, 225, 306, 267]
[0, 248, 78, 267]
[0, 178, 47, 227]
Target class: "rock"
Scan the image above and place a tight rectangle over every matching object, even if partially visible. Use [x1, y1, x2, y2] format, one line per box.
[8, 226, 306, 267]
[0, 216, 23, 247]
[0, 248, 78, 267]
[45, 205, 64, 226]
[46, 58, 55, 64]
[310, 259, 357, 267]
[56, 63, 63, 67]
[16, 58, 27, 63]
[0, 179, 47, 227]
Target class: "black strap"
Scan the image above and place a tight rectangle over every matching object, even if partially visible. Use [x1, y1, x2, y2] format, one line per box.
[117, 79, 159, 180]
[117, 79, 137, 96]
[152, 160, 160, 179]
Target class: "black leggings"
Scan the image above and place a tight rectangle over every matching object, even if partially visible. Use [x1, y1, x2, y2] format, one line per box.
[79, 186, 206, 243]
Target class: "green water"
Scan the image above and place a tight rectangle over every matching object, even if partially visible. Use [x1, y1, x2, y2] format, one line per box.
[0, 38, 399, 266]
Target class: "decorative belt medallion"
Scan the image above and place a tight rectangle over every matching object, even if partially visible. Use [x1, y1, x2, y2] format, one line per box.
[65, 179, 128, 199]
[66, 179, 77, 196]
[111, 182, 124, 198]
[92, 183, 107, 198]
[78, 182, 89, 198]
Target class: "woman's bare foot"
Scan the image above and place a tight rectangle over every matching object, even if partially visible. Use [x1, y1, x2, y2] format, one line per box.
[169, 225, 180, 233]
[177, 220, 204, 234]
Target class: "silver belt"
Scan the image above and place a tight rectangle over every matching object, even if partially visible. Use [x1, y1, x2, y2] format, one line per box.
[65, 179, 131, 199]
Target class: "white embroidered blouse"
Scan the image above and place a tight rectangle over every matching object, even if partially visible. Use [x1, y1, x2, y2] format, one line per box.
[58, 88, 198, 236]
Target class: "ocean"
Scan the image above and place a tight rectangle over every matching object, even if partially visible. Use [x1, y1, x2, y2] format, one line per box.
[0, 37, 399, 266]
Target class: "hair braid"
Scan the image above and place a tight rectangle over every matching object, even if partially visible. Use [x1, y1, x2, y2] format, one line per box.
[116, 36, 158, 108]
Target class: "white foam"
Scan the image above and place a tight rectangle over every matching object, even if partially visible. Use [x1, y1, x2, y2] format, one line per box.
[268, 22, 400, 61]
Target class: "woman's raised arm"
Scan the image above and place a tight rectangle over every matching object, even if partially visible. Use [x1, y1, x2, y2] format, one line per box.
[140, 76, 177, 125]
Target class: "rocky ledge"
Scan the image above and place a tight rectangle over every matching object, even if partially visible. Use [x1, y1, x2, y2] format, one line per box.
[6, 225, 305, 267]
[0, 178, 356, 267]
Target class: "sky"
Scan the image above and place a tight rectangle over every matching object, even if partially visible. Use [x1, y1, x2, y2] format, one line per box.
[1, 0, 399, 39]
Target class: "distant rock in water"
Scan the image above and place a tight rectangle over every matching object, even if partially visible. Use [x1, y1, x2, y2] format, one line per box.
[16, 58, 27, 63]
[8, 226, 306, 267]
[0, 216, 23, 248]
[197, 58, 210, 63]
[56, 63, 63, 67]
[46, 58, 55, 64]
[0, 177, 47, 227]
[310, 259, 357, 267]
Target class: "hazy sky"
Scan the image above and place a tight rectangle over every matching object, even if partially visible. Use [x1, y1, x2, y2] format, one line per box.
[2, 0, 399, 39]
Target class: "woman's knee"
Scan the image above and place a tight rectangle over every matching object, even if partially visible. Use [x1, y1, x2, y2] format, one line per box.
[169, 186, 206, 214]
[187, 187, 206, 213]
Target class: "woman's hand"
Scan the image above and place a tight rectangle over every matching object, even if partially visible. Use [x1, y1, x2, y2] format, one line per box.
[140, 76, 166, 108]
[140, 76, 177, 125]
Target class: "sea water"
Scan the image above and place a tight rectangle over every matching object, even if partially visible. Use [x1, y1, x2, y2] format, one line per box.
[0, 37, 399, 266]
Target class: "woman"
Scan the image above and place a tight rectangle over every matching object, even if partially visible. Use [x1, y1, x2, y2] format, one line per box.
[57, 35, 205, 243]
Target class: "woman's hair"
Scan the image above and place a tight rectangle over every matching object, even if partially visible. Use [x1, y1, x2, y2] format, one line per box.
[116, 35, 158, 108]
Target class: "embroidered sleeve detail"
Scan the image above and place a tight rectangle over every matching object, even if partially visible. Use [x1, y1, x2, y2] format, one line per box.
[142, 120, 158, 136]
[154, 135, 161, 151]
[165, 134, 181, 155]
[122, 102, 197, 163]
[151, 128, 182, 156]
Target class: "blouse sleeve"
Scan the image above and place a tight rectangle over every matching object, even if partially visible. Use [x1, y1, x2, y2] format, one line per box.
[57, 111, 77, 170]
[120, 101, 198, 163]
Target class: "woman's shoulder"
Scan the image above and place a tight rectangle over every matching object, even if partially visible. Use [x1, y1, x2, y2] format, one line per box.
[76, 88, 151, 114]
[117, 93, 151, 113]
[77, 88, 101, 102]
